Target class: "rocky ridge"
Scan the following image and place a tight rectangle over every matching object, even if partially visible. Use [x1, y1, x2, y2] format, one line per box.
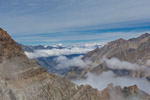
[64, 33, 150, 79]
[83, 33, 150, 64]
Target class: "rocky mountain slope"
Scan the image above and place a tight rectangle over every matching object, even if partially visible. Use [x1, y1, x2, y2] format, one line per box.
[83, 33, 150, 64]
[0, 28, 78, 100]
[64, 33, 150, 79]
[0, 28, 150, 100]
[84, 33, 150, 78]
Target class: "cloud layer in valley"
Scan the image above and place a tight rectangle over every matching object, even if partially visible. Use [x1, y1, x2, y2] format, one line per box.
[102, 56, 150, 74]
[59, 56, 150, 95]
[25, 43, 100, 58]
[53, 55, 97, 69]
[73, 71, 150, 94]
[25, 48, 90, 59]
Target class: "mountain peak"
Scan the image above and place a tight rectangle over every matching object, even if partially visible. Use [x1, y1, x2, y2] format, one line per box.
[128, 33, 150, 42]
[0, 28, 26, 61]
[108, 38, 127, 44]
[140, 33, 150, 37]
[0, 27, 4, 31]
[0, 28, 39, 80]
[138, 33, 150, 39]
[116, 38, 127, 42]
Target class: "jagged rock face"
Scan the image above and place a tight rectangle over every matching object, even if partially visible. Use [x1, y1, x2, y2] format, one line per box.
[113, 39, 150, 64]
[83, 33, 150, 64]
[70, 85, 101, 100]
[0, 28, 39, 80]
[71, 84, 150, 100]
[0, 28, 37, 67]
[0, 73, 78, 100]
[100, 84, 150, 100]
[0, 28, 27, 61]
[83, 38, 130, 63]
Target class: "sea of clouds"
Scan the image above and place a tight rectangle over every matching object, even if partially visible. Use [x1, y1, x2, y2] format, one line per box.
[73, 71, 150, 94]
[53, 55, 150, 94]
[25, 43, 101, 59]
[71, 56, 150, 94]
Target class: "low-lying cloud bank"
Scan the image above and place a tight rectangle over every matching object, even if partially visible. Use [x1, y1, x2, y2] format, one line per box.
[53, 55, 150, 94]
[73, 71, 150, 94]
[69, 56, 150, 95]
[102, 56, 150, 74]
[25, 43, 101, 59]
[25, 48, 93, 59]
[54, 55, 150, 73]
[54, 55, 97, 69]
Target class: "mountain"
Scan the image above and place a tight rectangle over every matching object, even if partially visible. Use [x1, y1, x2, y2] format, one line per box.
[0, 28, 150, 100]
[83, 33, 150, 64]
[0, 28, 88, 100]
[18, 43, 34, 52]
[98, 84, 150, 100]
[64, 33, 150, 80]
[71, 83, 150, 100]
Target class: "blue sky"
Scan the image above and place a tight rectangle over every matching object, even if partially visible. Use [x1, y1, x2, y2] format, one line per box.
[1, 0, 150, 45]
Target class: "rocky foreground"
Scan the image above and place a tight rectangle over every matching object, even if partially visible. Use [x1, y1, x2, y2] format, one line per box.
[0, 28, 150, 100]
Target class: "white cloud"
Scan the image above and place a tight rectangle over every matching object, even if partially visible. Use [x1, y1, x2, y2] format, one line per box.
[53, 55, 96, 69]
[54, 56, 88, 69]
[25, 47, 92, 59]
[73, 71, 150, 94]
[25, 43, 101, 58]
[72, 56, 150, 95]
[102, 56, 150, 72]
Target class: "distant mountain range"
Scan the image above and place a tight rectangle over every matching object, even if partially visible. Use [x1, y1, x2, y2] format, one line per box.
[19, 43, 101, 53]
[19, 44, 65, 52]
